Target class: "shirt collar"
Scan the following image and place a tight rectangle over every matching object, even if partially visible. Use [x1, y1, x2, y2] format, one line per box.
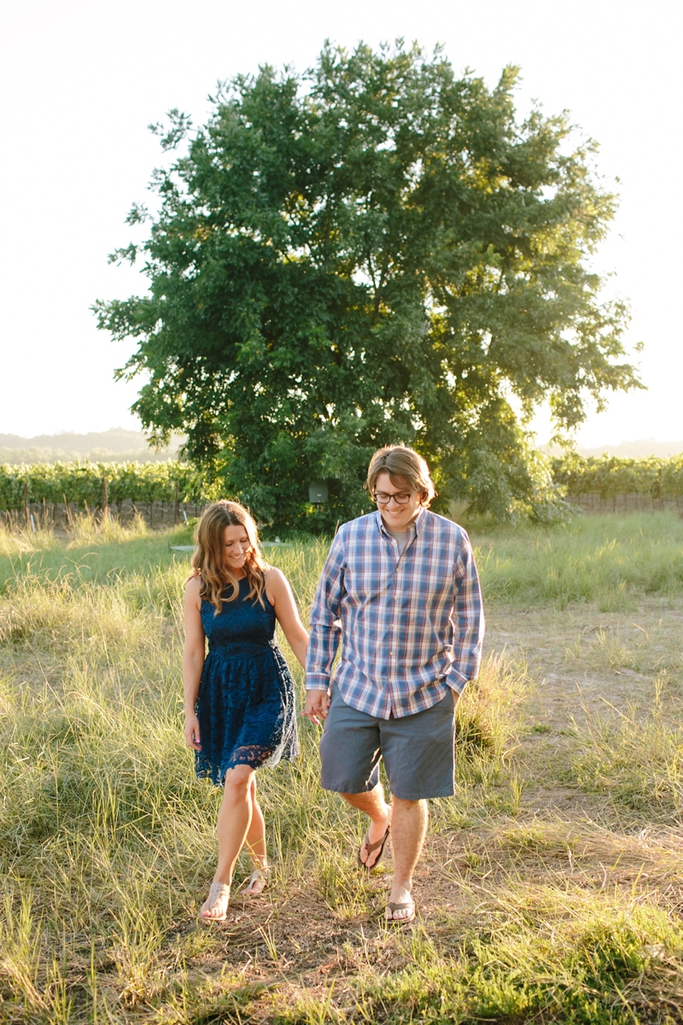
[374, 506, 426, 538]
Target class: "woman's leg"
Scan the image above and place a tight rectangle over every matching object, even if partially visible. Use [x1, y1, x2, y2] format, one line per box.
[201, 763, 255, 919]
[244, 775, 269, 894]
[245, 775, 267, 868]
[214, 764, 256, 882]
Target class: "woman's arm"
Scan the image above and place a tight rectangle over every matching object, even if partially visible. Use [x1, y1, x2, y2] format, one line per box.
[265, 567, 309, 668]
[183, 575, 206, 751]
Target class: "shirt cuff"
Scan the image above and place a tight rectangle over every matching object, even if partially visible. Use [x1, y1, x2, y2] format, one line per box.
[305, 675, 330, 691]
[446, 667, 470, 694]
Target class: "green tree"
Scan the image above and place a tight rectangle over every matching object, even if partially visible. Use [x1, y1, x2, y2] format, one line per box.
[96, 42, 640, 529]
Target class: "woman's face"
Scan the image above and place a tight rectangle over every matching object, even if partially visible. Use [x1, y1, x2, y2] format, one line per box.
[222, 524, 252, 574]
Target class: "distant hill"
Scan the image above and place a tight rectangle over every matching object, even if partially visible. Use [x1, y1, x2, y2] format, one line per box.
[541, 439, 683, 459]
[1, 430, 681, 466]
[0, 429, 183, 464]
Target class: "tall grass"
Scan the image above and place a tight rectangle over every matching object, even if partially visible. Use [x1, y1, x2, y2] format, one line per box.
[1, 516, 682, 1022]
[349, 902, 683, 1025]
[0, 516, 186, 591]
[560, 687, 683, 821]
[475, 511, 683, 609]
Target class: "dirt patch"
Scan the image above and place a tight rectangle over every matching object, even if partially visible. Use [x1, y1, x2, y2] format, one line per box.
[487, 597, 683, 725]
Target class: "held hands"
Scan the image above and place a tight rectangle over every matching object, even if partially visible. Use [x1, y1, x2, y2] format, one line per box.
[303, 689, 330, 727]
[184, 713, 202, 751]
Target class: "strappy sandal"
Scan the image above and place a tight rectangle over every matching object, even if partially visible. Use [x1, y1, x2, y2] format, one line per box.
[199, 881, 230, 922]
[358, 824, 390, 871]
[244, 866, 269, 897]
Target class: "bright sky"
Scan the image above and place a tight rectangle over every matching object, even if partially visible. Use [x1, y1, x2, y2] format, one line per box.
[1, 0, 680, 446]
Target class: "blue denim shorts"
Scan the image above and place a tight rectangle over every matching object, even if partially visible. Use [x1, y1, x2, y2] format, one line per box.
[319, 684, 456, 800]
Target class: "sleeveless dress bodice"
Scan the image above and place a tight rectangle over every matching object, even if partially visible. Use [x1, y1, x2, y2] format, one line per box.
[201, 577, 277, 649]
[194, 577, 299, 786]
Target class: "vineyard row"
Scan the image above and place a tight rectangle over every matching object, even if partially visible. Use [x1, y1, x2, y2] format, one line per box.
[1, 454, 683, 513]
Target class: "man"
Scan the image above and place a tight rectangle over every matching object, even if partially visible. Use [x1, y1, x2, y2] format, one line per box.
[304, 445, 485, 923]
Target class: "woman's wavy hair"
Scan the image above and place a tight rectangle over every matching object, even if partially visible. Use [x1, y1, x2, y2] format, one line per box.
[190, 501, 267, 613]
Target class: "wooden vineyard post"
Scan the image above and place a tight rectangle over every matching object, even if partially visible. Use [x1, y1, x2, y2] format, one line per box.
[174, 481, 179, 526]
[102, 474, 109, 523]
[23, 482, 29, 527]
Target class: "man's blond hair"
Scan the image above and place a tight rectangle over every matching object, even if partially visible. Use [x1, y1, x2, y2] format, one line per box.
[365, 446, 436, 506]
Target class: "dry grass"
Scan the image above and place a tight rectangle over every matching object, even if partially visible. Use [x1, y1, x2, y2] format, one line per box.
[1, 515, 683, 1022]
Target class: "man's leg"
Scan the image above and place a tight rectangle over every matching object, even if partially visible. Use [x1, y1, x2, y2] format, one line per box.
[378, 689, 456, 920]
[386, 796, 428, 919]
[321, 685, 389, 866]
[340, 783, 392, 869]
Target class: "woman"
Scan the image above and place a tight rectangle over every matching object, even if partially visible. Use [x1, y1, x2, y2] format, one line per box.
[183, 500, 308, 922]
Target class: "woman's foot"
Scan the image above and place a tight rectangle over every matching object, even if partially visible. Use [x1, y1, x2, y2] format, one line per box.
[244, 864, 269, 896]
[200, 881, 230, 922]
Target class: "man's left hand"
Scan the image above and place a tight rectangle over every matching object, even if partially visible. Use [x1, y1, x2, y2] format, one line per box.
[303, 689, 330, 726]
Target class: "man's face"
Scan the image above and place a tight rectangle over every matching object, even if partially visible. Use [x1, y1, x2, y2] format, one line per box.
[373, 472, 423, 531]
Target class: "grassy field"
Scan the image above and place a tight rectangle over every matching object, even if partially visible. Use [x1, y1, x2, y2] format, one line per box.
[1, 513, 683, 1023]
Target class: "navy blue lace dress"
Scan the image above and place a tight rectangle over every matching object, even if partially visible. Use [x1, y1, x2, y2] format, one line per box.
[195, 577, 299, 786]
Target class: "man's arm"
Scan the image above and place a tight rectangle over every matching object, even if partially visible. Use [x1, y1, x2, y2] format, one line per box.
[303, 532, 346, 720]
[448, 533, 485, 693]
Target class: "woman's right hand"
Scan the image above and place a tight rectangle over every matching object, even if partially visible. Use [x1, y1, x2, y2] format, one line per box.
[184, 713, 202, 751]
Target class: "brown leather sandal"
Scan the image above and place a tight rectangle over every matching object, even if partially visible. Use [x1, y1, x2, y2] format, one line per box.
[385, 899, 416, 924]
[357, 825, 390, 871]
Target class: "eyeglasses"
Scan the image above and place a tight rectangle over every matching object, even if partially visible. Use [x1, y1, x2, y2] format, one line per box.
[372, 490, 414, 506]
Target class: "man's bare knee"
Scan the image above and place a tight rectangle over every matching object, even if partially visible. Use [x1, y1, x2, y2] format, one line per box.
[391, 796, 426, 810]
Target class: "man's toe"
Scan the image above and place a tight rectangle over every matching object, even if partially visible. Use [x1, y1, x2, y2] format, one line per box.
[385, 899, 416, 924]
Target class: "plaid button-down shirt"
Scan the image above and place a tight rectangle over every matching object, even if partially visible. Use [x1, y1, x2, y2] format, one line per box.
[305, 508, 485, 718]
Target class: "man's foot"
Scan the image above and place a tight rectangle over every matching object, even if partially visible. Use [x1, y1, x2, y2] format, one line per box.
[385, 898, 416, 925]
[358, 820, 391, 871]
[244, 865, 269, 897]
[200, 881, 230, 922]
